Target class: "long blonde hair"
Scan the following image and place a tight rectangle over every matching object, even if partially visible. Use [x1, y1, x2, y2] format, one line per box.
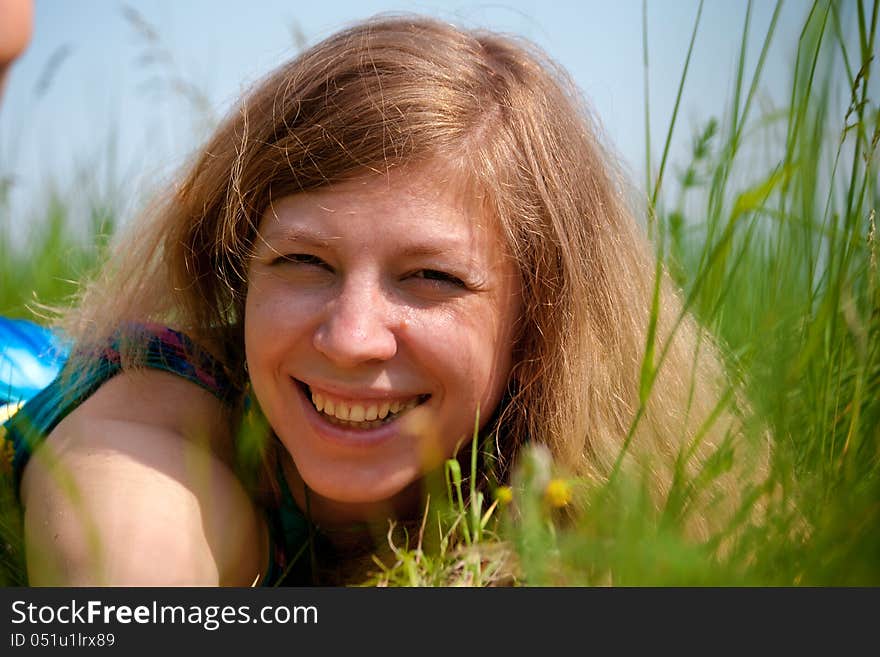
[64, 15, 766, 537]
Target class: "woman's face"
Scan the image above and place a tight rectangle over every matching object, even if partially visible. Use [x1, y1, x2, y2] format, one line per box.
[245, 168, 521, 524]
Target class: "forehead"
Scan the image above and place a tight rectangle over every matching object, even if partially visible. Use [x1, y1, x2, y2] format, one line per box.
[260, 167, 500, 248]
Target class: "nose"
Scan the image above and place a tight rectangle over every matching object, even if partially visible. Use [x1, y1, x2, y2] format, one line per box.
[313, 277, 398, 366]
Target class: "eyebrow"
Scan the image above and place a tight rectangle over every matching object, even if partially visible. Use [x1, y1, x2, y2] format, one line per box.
[258, 226, 337, 248]
[259, 226, 476, 260]
[397, 243, 467, 259]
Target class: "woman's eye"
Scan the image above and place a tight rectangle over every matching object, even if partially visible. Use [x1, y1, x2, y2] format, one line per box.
[410, 269, 466, 288]
[275, 253, 331, 270]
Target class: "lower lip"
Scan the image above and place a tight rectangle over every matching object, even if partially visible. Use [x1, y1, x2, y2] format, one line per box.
[292, 378, 415, 448]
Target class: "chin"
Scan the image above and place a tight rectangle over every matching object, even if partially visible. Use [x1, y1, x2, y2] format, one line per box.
[300, 466, 425, 522]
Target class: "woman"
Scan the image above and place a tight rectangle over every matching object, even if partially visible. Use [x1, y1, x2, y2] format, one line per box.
[4, 14, 765, 585]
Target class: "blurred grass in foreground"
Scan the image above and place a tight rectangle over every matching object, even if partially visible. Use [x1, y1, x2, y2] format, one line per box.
[1, 0, 878, 586]
[367, 0, 880, 587]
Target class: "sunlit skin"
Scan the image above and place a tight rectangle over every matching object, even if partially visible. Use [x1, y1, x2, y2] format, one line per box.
[244, 167, 522, 528]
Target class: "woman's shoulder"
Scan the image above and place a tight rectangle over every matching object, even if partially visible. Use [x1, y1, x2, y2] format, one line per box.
[6, 321, 268, 585]
[21, 368, 267, 585]
[70, 365, 236, 460]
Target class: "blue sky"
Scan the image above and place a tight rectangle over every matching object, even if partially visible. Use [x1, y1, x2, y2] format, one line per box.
[1, 0, 811, 230]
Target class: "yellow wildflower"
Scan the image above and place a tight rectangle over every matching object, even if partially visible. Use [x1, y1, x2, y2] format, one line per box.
[544, 478, 572, 508]
[494, 486, 513, 505]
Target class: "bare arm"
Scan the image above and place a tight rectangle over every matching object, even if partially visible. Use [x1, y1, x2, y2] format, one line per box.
[20, 370, 268, 586]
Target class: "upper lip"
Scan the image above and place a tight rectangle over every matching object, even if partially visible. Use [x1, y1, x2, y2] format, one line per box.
[294, 378, 428, 402]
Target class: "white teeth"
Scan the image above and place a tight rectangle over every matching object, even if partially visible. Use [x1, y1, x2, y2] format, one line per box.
[306, 386, 424, 429]
[349, 404, 366, 422]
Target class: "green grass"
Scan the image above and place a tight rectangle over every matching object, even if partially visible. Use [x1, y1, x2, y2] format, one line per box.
[0, 192, 111, 320]
[1, 0, 878, 586]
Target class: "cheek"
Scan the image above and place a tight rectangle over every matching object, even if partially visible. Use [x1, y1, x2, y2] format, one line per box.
[243, 292, 275, 398]
[409, 305, 514, 413]
[243, 280, 312, 384]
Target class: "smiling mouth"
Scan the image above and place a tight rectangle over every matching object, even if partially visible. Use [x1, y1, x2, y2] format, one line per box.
[295, 380, 430, 430]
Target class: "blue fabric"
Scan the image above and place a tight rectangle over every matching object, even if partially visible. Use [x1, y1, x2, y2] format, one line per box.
[0, 317, 70, 406]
